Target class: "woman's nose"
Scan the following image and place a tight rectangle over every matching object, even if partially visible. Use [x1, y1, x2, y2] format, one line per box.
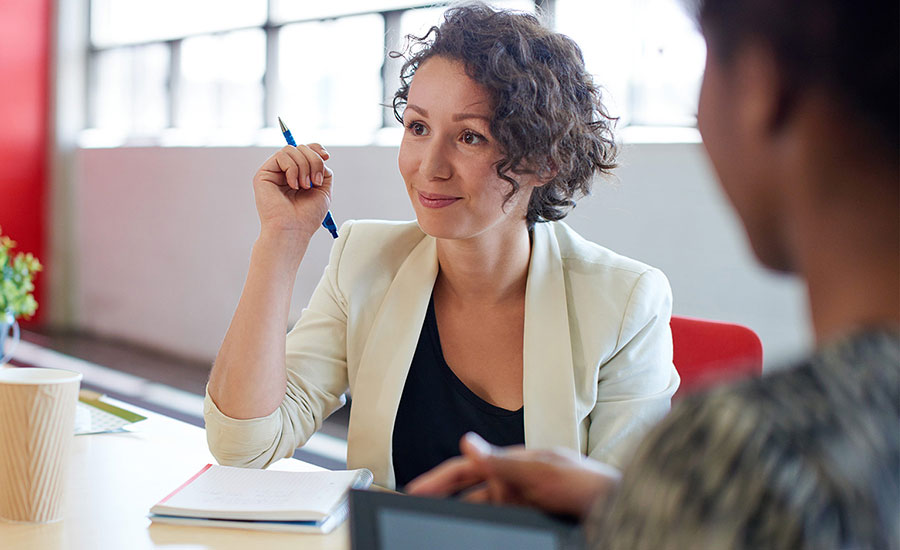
[420, 138, 452, 181]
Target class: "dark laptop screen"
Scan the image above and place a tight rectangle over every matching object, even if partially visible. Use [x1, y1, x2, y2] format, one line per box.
[377, 507, 560, 550]
[350, 489, 584, 550]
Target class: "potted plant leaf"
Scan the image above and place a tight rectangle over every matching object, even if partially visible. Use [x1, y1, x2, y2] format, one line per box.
[0, 227, 41, 364]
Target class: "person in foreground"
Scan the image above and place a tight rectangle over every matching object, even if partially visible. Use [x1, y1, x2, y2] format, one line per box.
[408, 0, 900, 547]
[204, 3, 679, 490]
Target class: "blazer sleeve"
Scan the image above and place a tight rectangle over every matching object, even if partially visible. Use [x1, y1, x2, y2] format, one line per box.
[586, 267, 680, 469]
[204, 222, 354, 468]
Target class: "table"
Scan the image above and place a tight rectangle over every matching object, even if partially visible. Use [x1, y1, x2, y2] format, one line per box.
[1, 396, 350, 550]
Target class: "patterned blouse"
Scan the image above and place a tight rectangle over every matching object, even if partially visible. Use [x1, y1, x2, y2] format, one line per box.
[588, 328, 900, 550]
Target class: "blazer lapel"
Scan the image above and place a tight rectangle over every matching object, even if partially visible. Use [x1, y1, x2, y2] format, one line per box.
[346, 235, 438, 488]
[523, 223, 580, 451]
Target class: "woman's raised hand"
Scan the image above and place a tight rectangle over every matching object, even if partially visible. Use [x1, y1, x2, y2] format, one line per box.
[208, 142, 333, 420]
[252, 143, 333, 239]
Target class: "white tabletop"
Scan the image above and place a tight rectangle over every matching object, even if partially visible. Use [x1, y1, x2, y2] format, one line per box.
[1, 397, 350, 550]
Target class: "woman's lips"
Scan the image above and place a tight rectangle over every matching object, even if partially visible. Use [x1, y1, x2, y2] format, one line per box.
[417, 191, 460, 209]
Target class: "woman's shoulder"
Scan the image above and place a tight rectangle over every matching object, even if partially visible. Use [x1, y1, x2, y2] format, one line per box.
[330, 219, 429, 279]
[339, 219, 425, 246]
[543, 221, 667, 283]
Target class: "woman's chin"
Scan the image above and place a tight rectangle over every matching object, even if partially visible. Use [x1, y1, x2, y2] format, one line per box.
[414, 214, 470, 240]
[415, 220, 460, 240]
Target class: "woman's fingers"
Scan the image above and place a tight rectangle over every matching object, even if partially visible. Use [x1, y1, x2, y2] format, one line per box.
[300, 143, 334, 190]
[294, 145, 326, 187]
[308, 142, 330, 160]
[272, 149, 300, 189]
[251, 142, 333, 237]
[280, 146, 311, 189]
[272, 144, 329, 190]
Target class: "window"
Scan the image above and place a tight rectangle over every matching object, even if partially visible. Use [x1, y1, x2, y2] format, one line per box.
[90, 0, 267, 47]
[90, 43, 169, 136]
[556, 0, 705, 127]
[85, 0, 705, 145]
[177, 30, 267, 138]
[277, 15, 385, 145]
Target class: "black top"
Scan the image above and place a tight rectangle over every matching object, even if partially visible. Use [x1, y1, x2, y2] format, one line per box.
[391, 295, 525, 489]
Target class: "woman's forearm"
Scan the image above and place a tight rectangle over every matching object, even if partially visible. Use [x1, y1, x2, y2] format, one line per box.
[207, 229, 311, 419]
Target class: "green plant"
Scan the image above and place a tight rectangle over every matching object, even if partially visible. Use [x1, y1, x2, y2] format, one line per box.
[0, 227, 42, 320]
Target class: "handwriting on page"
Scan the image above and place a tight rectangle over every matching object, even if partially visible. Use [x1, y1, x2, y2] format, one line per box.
[166, 467, 359, 515]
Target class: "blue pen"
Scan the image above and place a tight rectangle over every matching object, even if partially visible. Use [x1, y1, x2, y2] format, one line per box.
[277, 116, 339, 239]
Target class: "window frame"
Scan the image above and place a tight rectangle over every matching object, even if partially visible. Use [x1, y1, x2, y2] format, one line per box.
[83, 0, 705, 146]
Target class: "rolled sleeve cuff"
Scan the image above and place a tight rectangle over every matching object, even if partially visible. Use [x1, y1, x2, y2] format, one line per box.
[203, 386, 284, 469]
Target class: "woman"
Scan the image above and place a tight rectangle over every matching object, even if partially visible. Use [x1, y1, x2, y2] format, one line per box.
[205, 3, 679, 489]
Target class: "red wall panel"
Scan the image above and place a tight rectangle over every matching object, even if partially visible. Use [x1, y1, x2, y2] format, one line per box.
[0, 0, 51, 324]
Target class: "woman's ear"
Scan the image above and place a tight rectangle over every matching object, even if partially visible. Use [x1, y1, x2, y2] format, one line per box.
[535, 159, 558, 187]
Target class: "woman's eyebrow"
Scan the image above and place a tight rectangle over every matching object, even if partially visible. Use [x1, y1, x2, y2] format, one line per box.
[406, 103, 489, 123]
[451, 112, 490, 122]
[406, 104, 428, 116]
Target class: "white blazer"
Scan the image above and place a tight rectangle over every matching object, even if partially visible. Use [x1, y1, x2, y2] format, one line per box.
[205, 220, 679, 488]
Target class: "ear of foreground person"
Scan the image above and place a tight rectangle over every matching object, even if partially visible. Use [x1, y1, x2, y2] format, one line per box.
[409, 0, 900, 548]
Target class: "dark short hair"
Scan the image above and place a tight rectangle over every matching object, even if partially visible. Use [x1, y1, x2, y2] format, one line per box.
[694, 0, 899, 151]
[392, 2, 618, 227]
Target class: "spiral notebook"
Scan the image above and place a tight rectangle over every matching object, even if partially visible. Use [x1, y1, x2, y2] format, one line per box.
[149, 464, 374, 534]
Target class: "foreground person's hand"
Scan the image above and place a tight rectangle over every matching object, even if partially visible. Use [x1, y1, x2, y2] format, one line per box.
[406, 432, 622, 519]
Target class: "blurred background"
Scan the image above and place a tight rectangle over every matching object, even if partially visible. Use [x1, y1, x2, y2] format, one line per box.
[2, 0, 811, 464]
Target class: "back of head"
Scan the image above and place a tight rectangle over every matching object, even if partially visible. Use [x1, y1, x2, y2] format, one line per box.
[588, 3, 900, 549]
[694, 0, 899, 155]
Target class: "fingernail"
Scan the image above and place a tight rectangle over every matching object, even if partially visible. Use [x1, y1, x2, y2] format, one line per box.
[315, 172, 323, 186]
[464, 432, 492, 456]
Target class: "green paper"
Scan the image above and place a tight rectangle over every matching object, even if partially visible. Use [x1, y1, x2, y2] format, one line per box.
[78, 395, 147, 423]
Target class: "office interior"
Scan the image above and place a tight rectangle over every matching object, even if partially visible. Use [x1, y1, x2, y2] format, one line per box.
[2, 0, 812, 471]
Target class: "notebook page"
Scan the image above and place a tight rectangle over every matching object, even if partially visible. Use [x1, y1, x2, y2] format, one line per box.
[159, 465, 367, 520]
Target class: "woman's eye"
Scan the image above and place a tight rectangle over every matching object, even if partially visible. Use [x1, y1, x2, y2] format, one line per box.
[407, 122, 427, 136]
[461, 131, 485, 145]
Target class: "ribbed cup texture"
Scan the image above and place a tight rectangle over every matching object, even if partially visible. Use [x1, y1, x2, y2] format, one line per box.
[0, 379, 79, 523]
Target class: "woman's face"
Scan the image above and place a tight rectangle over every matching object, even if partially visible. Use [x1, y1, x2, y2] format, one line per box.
[398, 56, 537, 242]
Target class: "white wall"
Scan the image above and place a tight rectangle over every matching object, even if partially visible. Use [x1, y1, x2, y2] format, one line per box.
[69, 143, 813, 368]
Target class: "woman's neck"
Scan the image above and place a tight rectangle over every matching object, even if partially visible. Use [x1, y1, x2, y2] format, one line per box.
[434, 225, 532, 305]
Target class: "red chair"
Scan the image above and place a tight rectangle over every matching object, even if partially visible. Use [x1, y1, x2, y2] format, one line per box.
[670, 316, 763, 399]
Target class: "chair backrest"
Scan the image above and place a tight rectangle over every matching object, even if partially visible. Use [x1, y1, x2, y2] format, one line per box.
[671, 316, 763, 399]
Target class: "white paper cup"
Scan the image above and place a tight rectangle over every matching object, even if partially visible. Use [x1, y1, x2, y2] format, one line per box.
[0, 367, 82, 523]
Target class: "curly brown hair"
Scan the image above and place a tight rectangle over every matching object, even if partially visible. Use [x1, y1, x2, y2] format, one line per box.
[392, 2, 618, 227]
